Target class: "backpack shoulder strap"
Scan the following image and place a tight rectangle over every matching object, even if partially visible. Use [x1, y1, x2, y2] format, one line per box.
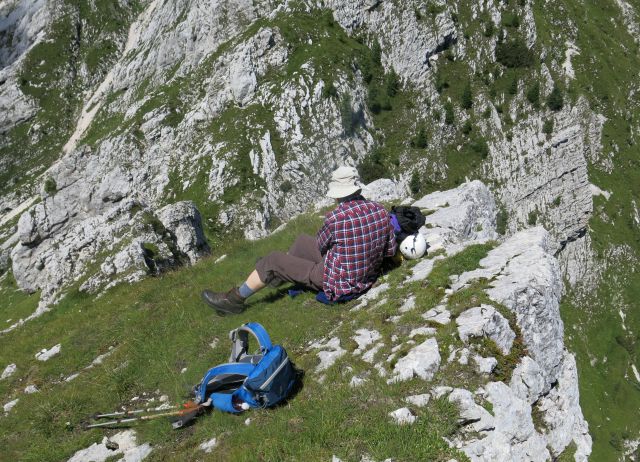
[196, 362, 254, 403]
[229, 322, 273, 362]
[243, 322, 272, 349]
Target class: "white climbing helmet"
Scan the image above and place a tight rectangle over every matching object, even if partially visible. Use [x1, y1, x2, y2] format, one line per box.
[400, 233, 427, 260]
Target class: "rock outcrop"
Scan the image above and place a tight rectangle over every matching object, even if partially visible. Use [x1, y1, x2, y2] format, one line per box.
[312, 181, 591, 461]
[6, 198, 209, 332]
[413, 180, 498, 255]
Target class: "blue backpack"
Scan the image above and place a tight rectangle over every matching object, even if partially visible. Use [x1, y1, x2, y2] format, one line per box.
[194, 322, 297, 414]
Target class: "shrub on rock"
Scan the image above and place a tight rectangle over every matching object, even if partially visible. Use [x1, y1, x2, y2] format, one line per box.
[547, 85, 564, 111]
[496, 39, 534, 68]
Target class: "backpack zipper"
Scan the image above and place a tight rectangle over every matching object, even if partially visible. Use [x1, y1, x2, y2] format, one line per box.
[259, 356, 290, 390]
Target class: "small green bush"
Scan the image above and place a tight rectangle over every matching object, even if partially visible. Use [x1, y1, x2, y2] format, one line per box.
[508, 76, 518, 95]
[385, 70, 400, 97]
[461, 120, 473, 135]
[542, 119, 554, 135]
[469, 137, 489, 158]
[527, 209, 539, 226]
[427, 3, 444, 15]
[279, 180, 293, 193]
[502, 12, 520, 28]
[411, 127, 428, 148]
[496, 39, 533, 68]
[496, 206, 508, 235]
[547, 85, 564, 111]
[142, 242, 160, 257]
[435, 70, 449, 93]
[367, 86, 381, 114]
[322, 81, 338, 99]
[340, 95, 357, 136]
[484, 22, 494, 37]
[444, 102, 455, 125]
[526, 82, 540, 106]
[410, 170, 421, 195]
[358, 148, 388, 184]
[44, 177, 57, 196]
[461, 82, 473, 109]
[371, 40, 382, 66]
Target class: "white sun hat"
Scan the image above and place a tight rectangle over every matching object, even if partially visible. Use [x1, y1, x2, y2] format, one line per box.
[326, 166, 362, 199]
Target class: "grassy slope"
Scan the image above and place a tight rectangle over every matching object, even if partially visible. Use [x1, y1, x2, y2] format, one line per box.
[2, 0, 639, 459]
[0, 213, 519, 461]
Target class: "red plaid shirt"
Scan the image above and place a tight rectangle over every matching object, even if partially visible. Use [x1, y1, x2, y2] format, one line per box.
[317, 196, 397, 300]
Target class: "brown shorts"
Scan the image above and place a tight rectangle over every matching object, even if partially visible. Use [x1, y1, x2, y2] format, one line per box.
[255, 234, 324, 291]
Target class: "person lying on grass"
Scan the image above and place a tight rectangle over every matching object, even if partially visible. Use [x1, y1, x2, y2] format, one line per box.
[201, 166, 398, 314]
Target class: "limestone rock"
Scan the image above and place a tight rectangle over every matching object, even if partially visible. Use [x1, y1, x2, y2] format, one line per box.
[35, 343, 61, 361]
[409, 326, 436, 338]
[460, 382, 550, 462]
[352, 329, 382, 355]
[388, 337, 440, 383]
[67, 430, 152, 462]
[312, 337, 346, 373]
[398, 295, 416, 313]
[8, 200, 209, 329]
[449, 227, 589, 458]
[361, 179, 405, 203]
[448, 388, 495, 433]
[24, 384, 39, 394]
[157, 201, 210, 264]
[456, 305, 515, 355]
[431, 386, 453, 399]
[405, 393, 430, 407]
[473, 355, 497, 375]
[453, 228, 564, 391]
[536, 352, 592, 461]
[482, 94, 605, 288]
[3, 398, 19, 415]
[388, 407, 417, 425]
[412, 181, 498, 254]
[199, 437, 218, 454]
[0, 0, 51, 133]
[326, 0, 457, 85]
[509, 356, 545, 405]
[353, 283, 389, 309]
[407, 255, 445, 282]
[1, 363, 16, 380]
[422, 305, 451, 325]
[0, 246, 11, 274]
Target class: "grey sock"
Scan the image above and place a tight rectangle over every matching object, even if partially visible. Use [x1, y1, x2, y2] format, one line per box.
[238, 282, 254, 299]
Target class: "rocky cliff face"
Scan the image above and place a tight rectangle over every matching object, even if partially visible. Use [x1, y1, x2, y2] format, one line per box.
[2, 0, 640, 459]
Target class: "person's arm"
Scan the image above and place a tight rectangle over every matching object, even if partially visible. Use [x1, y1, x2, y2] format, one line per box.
[317, 216, 334, 256]
[384, 218, 398, 257]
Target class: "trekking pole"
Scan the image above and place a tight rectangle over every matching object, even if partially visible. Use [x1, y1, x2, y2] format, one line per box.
[93, 404, 180, 419]
[86, 399, 211, 430]
[86, 409, 193, 428]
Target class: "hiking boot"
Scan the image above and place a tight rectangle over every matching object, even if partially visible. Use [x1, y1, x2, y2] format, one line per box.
[201, 288, 245, 315]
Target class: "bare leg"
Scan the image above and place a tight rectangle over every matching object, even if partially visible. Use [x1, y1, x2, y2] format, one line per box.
[245, 269, 266, 292]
